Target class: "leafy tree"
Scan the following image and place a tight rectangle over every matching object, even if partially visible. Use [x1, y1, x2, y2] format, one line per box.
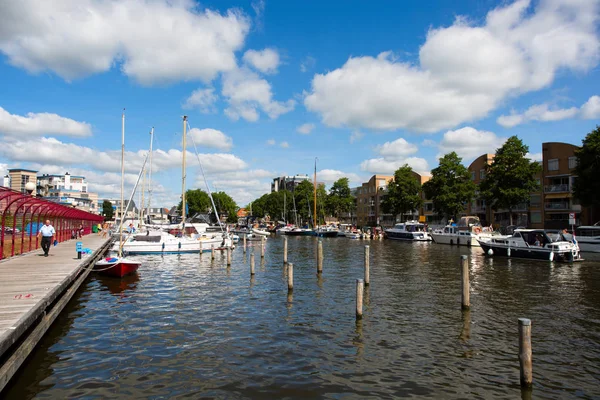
[480, 136, 541, 225]
[381, 165, 423, 222]
[423, 152, 476, 221]
[212, 191, 238, 223]
[102, 200, 114, 221]
[293, 180, 315, 225]
[573, 126, 600, 217]
[326, 177, 355, 219]
[178, 189, 211, 216]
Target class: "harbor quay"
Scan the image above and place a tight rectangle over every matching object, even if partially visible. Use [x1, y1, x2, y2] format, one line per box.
[1, 236, 599, 398]
[0, 234, 112, 393]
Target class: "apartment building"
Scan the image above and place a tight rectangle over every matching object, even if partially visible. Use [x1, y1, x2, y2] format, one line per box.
[271, 174, 311, 192]
[7, 169, 37, 194]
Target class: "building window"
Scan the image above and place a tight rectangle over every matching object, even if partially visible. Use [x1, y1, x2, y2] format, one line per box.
[471, 171, 475, 181]
[548, 159, 559, 171]
[568, 156, 577, 169]
[530, 212, 542, 224]
[479, 169, 485, 179]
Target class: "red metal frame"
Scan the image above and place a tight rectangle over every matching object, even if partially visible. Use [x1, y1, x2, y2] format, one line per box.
[1, 187, 103, 260]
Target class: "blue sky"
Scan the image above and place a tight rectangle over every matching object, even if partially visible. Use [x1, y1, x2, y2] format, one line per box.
[0, 0, 599, 207]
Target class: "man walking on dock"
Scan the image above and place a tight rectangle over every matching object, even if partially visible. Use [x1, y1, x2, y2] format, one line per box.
[37, 220, 55, 257]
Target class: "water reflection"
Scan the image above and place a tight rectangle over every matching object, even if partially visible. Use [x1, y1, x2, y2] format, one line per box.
[4, 237, 600, 399]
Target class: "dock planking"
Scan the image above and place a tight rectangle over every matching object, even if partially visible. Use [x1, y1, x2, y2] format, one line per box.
[0, 234, 112, 393]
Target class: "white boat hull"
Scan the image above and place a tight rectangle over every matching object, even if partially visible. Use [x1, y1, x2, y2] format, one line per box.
[431, 232, 480, 247]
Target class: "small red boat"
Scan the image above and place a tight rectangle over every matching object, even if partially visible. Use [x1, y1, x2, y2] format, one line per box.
[94, 257, 141, 278]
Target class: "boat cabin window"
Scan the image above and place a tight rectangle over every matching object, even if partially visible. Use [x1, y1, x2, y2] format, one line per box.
[520, 231, 550, 246]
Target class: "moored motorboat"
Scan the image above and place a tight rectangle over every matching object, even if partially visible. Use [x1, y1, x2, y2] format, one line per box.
[314, 225, 339, 237]
[252, 227, 270, 236]
[385, 221, 431, 241]
[430, 216, 495, 247]
[563, 224, 600, 253]
[285, 227, 315, 236]
[94, 256, 141, 278]
[478, 229, 582, 262]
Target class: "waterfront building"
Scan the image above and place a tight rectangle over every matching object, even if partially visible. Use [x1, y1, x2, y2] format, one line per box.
[7, 169, 37, 194]
[1, 175, 9, 188]
[38, 172, 99, 213]
[104, 199, 138, 221]
[271, 174, 310, 192]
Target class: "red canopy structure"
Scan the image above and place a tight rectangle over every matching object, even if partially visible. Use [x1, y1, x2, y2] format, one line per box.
[0, 187, 104, 260]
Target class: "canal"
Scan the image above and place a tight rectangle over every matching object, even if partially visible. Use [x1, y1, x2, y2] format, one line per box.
[4, 237, 600, 399]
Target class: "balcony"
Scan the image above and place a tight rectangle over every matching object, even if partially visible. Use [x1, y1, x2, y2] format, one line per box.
[545, 201, 570, 210]
[544, 184, 569, 193]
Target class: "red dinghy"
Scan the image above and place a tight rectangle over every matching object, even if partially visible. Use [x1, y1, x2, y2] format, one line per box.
[94, 257, 141, 278]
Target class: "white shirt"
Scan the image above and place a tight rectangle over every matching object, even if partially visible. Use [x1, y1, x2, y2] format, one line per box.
[39, 225, 55, 237]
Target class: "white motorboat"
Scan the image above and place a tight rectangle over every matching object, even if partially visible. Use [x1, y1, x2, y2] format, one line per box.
[252, 227, 270, 236]
[478, 229, 582, 262]
[430, 216, 496, 247]
[385, 221, 431, 241]
[564, 224, 600, 253]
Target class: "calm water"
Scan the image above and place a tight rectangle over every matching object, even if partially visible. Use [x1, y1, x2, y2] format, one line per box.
[4, 237, 600, 399]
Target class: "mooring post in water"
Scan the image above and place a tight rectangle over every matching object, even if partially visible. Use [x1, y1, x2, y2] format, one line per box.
[364, 245, 370, 286]
[250, 253, 255, 275]
[211, 244, 215, 260]
[283, 236, 288, 264]
[519, 318, 533, 387]
[227, 246, 231, 266]
[243, 234, 247, 253]
[261, 236, 265, 258]
[461, 255, 470, 310]
[317, 240, 323, 274]
[287, 262, 294, 292]
[356, 279, 364, 319]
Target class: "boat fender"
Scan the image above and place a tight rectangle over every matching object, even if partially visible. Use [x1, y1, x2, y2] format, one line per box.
[507, 248, 511, 257]
[450, 239, 454, 246]
[162, 242, 165, 252]
[487, 249, 493, 256]
[549, 251, 554, 262]
[457, 238, 460, 246]
[178, 242, 181, 249]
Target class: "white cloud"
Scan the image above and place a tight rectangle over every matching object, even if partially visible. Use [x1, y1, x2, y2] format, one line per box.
[375, 138, 418, 159]
[349, 131, 364, 144]
[183, 88, 218, 114]
[526, 152, 543, 161]
[305, 0, 600, 133]
[188, 128, 233, 151]
[438, 127, 507, 161]
[0, 137, 247, 175]
[300, 56, 316, 73]
[421, 139, 437, 147]
[498, 104, 579, 127]
[317, 169, 362, 186]
[266, 139, 276, 145]
[280, 141, 290, 148]
[0, 106, 91, 137]
[243, 48, 280, 74]
[361, 137, 428, 174]
[222, 67, 295, 121]
[581, 95, 600, 119]
[296, 123, 315, 134]
[0, 0, 250, 84]
[498, 94, 600, 127]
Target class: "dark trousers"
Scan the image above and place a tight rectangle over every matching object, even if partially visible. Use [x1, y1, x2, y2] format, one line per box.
[41, 236, 52, 255]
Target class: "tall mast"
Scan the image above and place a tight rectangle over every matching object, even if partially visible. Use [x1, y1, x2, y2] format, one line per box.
[119, 109, 125, 257]
[148, 127, 154, 222]
[313, 158, 317, 228]
[182, 116, 187, 230]
[140, 161, 145, 227]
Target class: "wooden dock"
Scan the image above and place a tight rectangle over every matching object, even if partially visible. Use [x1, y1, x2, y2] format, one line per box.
[0, 234, 113, 393]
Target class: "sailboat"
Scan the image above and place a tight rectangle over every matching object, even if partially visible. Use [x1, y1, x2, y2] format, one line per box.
[95, 110, 141, 277]
[313, 158, 338, 237]
[115, 116, 233, 254]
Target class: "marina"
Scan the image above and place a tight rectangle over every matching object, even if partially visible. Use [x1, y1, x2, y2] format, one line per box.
[2, 236, 599, 398]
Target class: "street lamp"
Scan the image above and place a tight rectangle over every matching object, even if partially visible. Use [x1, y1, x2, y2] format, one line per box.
[25, 181, 36, 196]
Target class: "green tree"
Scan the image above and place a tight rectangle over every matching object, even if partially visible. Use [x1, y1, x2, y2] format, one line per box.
[212, 191, 238, 223]
[178, 189, 211, 216]
[423, 152, 476, 221]
[573, 126, 600, 220]
[293, 180, 315, 225]
[102, 200, 114, 221]
[480, 136, 541, 225]
[326, 177, 355, 219]
[381, 165, 423, 222]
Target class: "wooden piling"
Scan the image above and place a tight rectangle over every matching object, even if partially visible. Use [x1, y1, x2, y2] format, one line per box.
[261, 236, 265, 258]
[317, 240, 323, 274]
[356, 279, 364, 320]
[250, 253, 255, 275]
[211, 244, 215, 260]
[283, 236, 288, 264]
[287, 262, 293, 292]
[226, 246, 231, 266]
[364, 245, 370, 286]
[461, 255, 470, 310]
[243, 234, 247, 253]
[519, 318, 533, 387]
